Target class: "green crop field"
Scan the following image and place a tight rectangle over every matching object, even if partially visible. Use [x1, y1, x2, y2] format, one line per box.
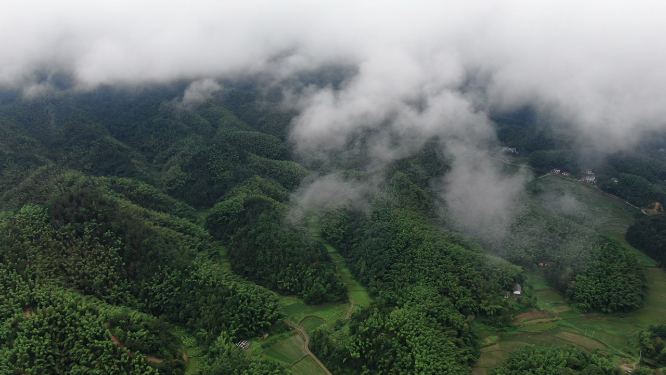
[290, 356, 328, 375]
[475, 263, 666, 371]
[553, 330, 607, 350]
[263, 334, 306, 365]
[300, 317, 326, 335]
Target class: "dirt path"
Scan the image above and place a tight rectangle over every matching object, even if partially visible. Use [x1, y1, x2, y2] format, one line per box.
[345, 294, 355, 320]
[284, 319, 332, 375]
[107, 323, 166, 364]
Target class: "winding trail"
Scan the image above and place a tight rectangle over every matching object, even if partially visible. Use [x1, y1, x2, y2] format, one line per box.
[284, 319, 332, 375]
[345, 294, 355, 320]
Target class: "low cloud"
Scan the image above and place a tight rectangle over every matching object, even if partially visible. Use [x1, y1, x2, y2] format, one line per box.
[177, 78, 221, 108]
[3, 1, 665, 233]
[288, 173, 383, 221]
[438, 143, 530, 243]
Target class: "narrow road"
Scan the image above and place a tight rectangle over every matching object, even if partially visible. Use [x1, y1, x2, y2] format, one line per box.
[345, 294, 355, 320]
[284, 319, 332, 375]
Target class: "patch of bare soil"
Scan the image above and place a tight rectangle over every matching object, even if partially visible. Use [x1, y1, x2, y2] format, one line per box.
[514, 311, 549, 323]
[619, 362, 636, 372]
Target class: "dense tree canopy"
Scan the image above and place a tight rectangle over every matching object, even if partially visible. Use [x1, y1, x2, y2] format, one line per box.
[311, 165, 522, 374]
[1, 82, 653, 374]
[492, 345, 620, 375]
[0, 85, 297, 373]
[627, 214, 666, 267]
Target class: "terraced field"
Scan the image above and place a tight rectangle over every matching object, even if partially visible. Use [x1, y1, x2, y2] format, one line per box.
[473, 172, 665, 374]
[540, 174, 637, 233]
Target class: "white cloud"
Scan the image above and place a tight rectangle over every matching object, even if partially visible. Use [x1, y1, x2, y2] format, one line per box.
[5, 0, 665, 237]
[178, 78, 221, 108]
[2, 1, 666, 175]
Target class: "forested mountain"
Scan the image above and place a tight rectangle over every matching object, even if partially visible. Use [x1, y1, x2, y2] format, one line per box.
[0, 84, 309, 374]
[0, 84, 656, 374]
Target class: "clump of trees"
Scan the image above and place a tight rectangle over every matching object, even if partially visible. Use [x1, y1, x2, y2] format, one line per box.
[492, 345, 620, 375]
[310, 164, 523, 374]
[529, 150, 580, 175]
[490, 198, 646, 313]
[599, 173, 666, 208]
[206, 177, 346, 304]
[565, 236, 646, 313]
[627, 214, 666, 267]
[0, 82, 307, 373]
[637, 324, 666, 367]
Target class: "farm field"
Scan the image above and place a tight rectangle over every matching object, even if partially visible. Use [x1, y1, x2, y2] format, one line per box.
[249, 330, 327, 375]
[300, 316, 326, 335]
[280, 296, 348, 324]
[473, 172, 665, 374]
[291, 356, 326, 375]
[263, 334, 307, 365]
[246, 295, 343, 374]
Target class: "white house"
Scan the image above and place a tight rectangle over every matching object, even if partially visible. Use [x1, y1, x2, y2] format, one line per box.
[553, 168, 561, 174]
[585, 175, 596, 183]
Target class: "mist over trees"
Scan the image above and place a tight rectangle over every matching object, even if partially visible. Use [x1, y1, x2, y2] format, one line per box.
[0, 71, 661, 374]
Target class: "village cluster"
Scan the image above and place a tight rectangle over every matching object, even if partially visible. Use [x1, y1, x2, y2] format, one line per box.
[551, 168, 602, 184]
[502, 146, 619, 184]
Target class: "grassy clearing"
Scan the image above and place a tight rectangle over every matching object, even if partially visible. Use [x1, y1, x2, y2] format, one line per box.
[474, 347, 513, 368]
[280, 297, 348, 324]
[551, 305, 572, 313]
[193, 208, 211, 226]
[170, 326, 201, 374]
[323, 243, 373, 309]
[535, 289, 566, 304]
[530, 273, 550, 291]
